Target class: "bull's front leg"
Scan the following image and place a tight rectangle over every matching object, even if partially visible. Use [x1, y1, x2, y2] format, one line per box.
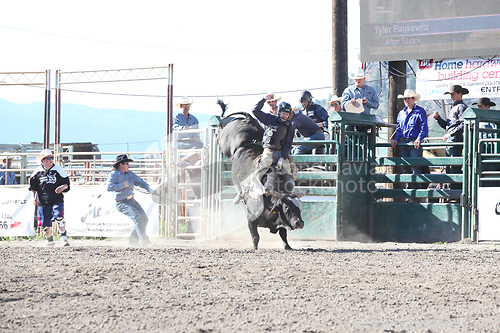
[248, 221, 260, 250]
[278, 228, 292, 250]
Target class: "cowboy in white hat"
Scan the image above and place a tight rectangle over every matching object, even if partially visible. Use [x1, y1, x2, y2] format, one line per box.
[391, 89, 429, 201]
[264, 93, 281, 115]
[0, 152, 17, 185]
[172, 96, 203, 149]
[432, 84, 469, 186]
[29, 149, 71, 246]
[341, 68, 379, 118]
[326, 95, 342, 115]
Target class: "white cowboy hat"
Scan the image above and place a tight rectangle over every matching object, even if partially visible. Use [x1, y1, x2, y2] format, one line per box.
[327, 95, 342, 105]
[36, 149, 54, 162]
[266, 93, 282, 103]
[2, 152, 13, 161]
[350, 68, 368, 80]
[175, 96, 194, 108]
[397, 89, 421, 102]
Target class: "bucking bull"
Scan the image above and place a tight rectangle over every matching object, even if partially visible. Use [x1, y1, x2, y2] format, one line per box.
[217, 112, 307, 250]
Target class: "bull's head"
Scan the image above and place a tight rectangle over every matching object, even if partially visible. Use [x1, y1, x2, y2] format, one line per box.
[267, 190, 308, 230]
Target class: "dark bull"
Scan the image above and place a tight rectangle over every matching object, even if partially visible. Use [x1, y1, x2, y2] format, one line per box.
[218, 112, 307, 250]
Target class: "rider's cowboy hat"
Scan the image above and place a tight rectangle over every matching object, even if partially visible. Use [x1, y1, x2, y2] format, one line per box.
[350, 68, 368, 80]
[444, 84, 469, 95]
[176, 96, 194, 108]
[397, 89, 421, 102]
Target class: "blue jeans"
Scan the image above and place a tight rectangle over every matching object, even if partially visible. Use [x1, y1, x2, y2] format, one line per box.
[400, 138, 423, 189]
[37, 203, 64, 228]
[116, 197, 149, 245]
[293, 131, 326, 155]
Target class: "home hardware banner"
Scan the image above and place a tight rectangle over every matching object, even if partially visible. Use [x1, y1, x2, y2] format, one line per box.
[416, 57, 500, 100]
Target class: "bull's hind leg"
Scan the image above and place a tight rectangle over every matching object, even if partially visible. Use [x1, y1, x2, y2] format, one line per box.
[248, 222, 260, 250]
[279, 228, 292, 250]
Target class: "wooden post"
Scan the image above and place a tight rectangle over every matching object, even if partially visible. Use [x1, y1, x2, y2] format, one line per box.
[387, 61, 406, 195]
[332, 0, 348, 96]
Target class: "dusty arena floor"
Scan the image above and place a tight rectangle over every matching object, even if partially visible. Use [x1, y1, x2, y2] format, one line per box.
[1, 237, 500, 332]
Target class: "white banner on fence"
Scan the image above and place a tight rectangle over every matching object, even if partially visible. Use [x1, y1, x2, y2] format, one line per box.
[0, 186, 159, 238]
[65, 186, 159, 237]
[477, 187, 500, 241]
[0, 188, 35, 237]
[416, 57, 500, 100]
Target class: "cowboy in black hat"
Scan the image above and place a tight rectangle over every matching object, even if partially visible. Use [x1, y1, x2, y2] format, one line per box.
[106, 154, 157, 247]
[473, 97, 497, 139]
[432, 84, 469, 187]
[472, 97, 496, 108]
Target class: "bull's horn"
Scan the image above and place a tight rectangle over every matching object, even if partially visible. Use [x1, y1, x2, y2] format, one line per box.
[267, 190, 284, 200]
[294, 190, 310, 198]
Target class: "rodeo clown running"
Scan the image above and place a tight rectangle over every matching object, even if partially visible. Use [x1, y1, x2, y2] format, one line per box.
[233, 97, 297, 204]
[29, 149, 71, 246]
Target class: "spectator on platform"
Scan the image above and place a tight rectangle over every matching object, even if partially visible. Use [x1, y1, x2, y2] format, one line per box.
[0, 153, 17, 185]
[391, 89, 429, 201]
[432, 85, 468, 189]
[326, 95, 342, 115]
[173, 97, 204, 149]
[341, 68, 380, 132]
[299, 90, 329, 131]
[288, 109, 326, 155]
[472, 97, 497, 139]
[265, 93, 281, 115]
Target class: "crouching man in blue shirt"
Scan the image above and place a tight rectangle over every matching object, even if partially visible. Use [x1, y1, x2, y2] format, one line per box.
[106, 154, 157, 247]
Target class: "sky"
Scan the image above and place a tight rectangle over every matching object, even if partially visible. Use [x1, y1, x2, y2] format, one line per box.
[1, 0, 361, 116]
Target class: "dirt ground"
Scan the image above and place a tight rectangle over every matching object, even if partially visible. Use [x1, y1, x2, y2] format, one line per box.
[1, 236, 500, 333]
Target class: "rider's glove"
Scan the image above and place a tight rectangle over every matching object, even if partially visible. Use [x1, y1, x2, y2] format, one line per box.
[276, 157, 284, 170]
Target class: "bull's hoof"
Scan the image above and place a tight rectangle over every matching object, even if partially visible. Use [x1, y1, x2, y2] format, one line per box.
[284, 244, 293, 251]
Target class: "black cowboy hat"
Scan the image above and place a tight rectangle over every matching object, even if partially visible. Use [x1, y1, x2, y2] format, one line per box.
[444, 84, 469, 95]
[113, 154, 134, 167]
[472, 97, 496, 107]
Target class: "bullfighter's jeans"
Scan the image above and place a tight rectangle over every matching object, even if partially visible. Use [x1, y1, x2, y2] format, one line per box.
[116, 197, 150, 245]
